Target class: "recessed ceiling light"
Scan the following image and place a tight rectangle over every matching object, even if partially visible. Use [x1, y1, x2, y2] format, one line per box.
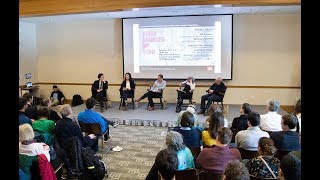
[213, 4, 222, 8]
[132, 8, 140, 11]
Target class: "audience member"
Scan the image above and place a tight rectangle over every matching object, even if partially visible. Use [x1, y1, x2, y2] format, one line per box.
[246, 137, 280, 179]
[202, 111, 225, 147]
[230, 103, 252, 142]
[293, 99, 301, 134]
[146, 131, 195, 180]
[23, 92, 38, 120]
[222, 160, 250, 180]
[235, 111, 269, 151]
[135, 74, 166, 111]
[205, 103, 229, 127]
[77, 98, 119, 142]
[176, 76, 195, 112]
[155, 149, 178, 180]
[119, 72, 136, 111]
[270, 114, 301, 152]
[260, 99, 282, 132]
[279, 154, 301, 180]
[176, 104, 199, 127]
[55, 104, 98, 152]
[91, 73, 108, 112]
[172, 111, 202, 148]
[196, 127, 241, 174]
[41, 98, 61, 122]
[19, 97, 32, 125]
[50, 85, 65, 106]
[32, 106, 55, 134]
[197, 76, 226, 115]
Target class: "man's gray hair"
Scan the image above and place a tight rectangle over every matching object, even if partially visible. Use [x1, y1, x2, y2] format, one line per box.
[267, 99, 280, 112]
[165, 131, 185, 152]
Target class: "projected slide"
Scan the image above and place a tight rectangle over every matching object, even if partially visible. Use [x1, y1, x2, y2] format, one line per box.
[123, 15, 232, 79]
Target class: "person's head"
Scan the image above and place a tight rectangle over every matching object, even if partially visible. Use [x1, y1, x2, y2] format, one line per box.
[19, 97, 28, 111]
[258, 137, 277, 156]
[60, 104, 73, 118]
[180, 111, 194, 128]
[41, 98, 52, 107]
[155, 149, 178, 180]
[207, 103, 221, 115]
[223, 160, 250, 180]
[22, 92, 33, 104]
[280, 154, 301, 180]
[98, 73, 104, 80]
[165, 131, 185, 152]
[240, 103, 252, 115]
[214, 76, 223, 85]
[53, 85, 58, 92]
[281, 114, 298, 131]
[266, 99, 280, 112]
[208, 111, 225, 139]
[186, 104, 196, 114]
[293, 99, 301, 116]
[217, 127, 233, 145]
[187, 76, 195, 83]
[19, 123, 35, 142]
[37, 106, 50, 119]
[86, 98, 97, 110]
[157, 74, 164, 81]
[247, 111, 260, 127]
[124, 72, 132, 81]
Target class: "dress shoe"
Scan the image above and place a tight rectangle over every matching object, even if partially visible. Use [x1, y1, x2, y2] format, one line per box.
[148, 106, 155, 111]
[112, 122, 119, 128]
[197, 110, 205, 114]
[122, 106, 127, 111]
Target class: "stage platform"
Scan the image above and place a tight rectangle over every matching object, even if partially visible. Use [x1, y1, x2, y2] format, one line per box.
[61, 102, 288, 128]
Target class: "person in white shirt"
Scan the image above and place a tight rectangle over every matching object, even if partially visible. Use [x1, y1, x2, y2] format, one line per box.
[293, 99, 301, 134]
[259, 99, 282, 132]
[235, 111, 270, 151]
[176, 76, 195, 112]
[135, 74, 166, 111]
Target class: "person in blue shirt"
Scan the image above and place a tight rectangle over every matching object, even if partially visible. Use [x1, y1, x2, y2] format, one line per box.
[77, 98, 119, 141]
[19, 97, 33, 126]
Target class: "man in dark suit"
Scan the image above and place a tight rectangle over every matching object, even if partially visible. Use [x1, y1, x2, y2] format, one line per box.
[91, 73, 108, 112]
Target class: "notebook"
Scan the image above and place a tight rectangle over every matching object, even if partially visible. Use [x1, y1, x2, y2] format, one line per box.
[26, 82, 33, 87]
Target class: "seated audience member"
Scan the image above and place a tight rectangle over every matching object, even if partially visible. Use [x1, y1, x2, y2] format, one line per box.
[235, 111, 270, 151]
[91, 73, 108, 112]
[119, 72, 136, 111]
[205, 103, 229, 127]
[155, 149, 178, 180]
[55, 104, 99, 152]
[146, 131, 195, 180]
[260, 99, 282, 132]
[23, 92, 38, 121]
[222, 160, 250, 180]
[293, 99, 301, 134]
[196, 127, 241, 174]
[230, 103, 252, 141]
[176, 76, 195, 110]
[173, 111, 202, 148]
[19, 97, 32, 125]
[176, 105, 199, 127]
[135, 74, 166, 111]
[246, 137, 280, 179]
[50, 85, 65, 106]
[279, 154, 301, 180]
[197, 76, 226, 115]
[41, 98, 61, 122]
[202, 111, 225, 147]
[77, 98, 119, 142]
[270, 114, 301, 152]
[32, 106, 55, 134]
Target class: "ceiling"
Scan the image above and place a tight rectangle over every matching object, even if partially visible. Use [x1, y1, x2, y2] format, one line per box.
[20, 5, 300, 24]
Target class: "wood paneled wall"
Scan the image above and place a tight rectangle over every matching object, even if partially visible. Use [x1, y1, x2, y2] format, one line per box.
[20, 0, 300, 17]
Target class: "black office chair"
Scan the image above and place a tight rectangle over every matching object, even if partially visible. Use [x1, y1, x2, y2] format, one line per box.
[175, 90, 194, 113]
[147, 91, 165, 110]
[119, 90, 135, 110]
[206, 87, 227, 110]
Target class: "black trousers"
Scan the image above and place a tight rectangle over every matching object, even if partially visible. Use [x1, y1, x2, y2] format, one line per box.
[177, 91, 192, 106]
[140, 91, 162, 107]
[120, 90, 133, 106]
[200, 94, 221, 111]
[95, 91, 106, 108]
[102, 116, 114, 140]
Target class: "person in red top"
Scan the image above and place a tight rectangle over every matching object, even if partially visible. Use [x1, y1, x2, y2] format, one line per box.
[196, 127, 241, 174]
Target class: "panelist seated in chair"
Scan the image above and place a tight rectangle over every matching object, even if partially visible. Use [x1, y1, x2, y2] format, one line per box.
[197, 76, 226, 115]
[78, 98, 119, 142]
[91, 73, 108, 112]
[50, 85, 65, 106]
[135, 74, 166, 111]
[119, 72, 136, 110]
[176, 76, 195, 110]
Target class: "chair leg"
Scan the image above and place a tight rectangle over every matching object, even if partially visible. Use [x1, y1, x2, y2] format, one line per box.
[132, 97, 135, 109]
[119, 98, 122, 110]
[160, 97, 163, 109]
[221, 101, 224, 110]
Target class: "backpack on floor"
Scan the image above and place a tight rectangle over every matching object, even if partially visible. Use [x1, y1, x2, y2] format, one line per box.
[82, 147, 107, 180]
[72, 94, 83, 106]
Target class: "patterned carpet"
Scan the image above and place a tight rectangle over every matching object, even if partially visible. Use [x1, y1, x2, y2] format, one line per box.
[100, 125, 167, 179]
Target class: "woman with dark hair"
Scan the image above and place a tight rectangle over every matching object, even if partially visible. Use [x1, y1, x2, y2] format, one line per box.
[119, 72, 136, 111]
[293, 99, 301, 134]
[246, 137, 280, 179]
[202, 111, 225, 147]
